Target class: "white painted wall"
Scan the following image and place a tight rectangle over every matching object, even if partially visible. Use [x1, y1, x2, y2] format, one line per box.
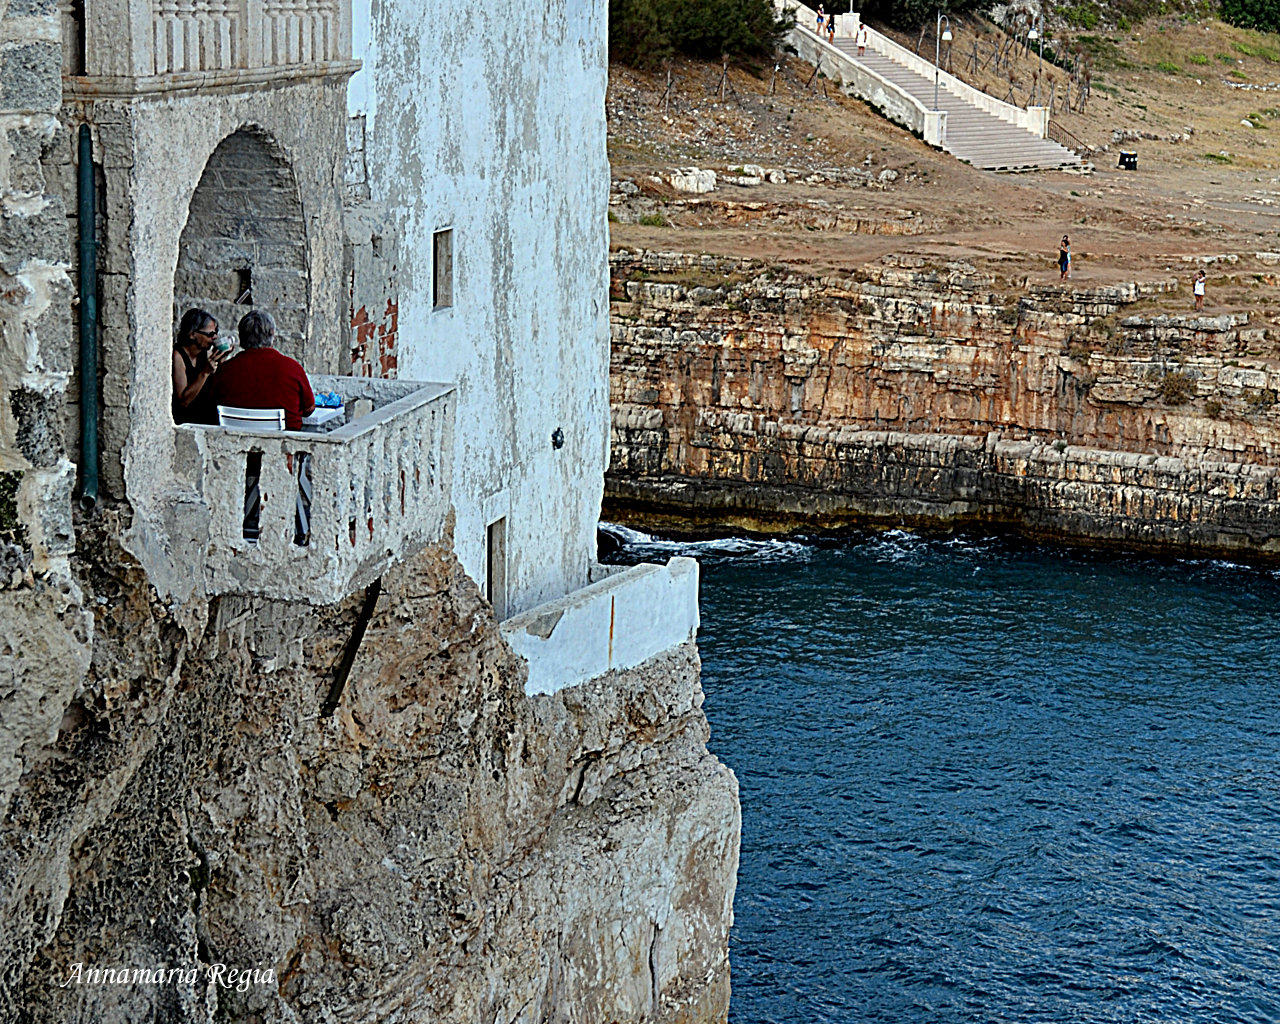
[347, 0, 377, 124]
[502, 558, 701, 696]
[352, 0, 610, 616]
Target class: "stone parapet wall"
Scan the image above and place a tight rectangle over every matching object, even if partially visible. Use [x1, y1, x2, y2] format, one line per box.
[608, 249, 1280, 558]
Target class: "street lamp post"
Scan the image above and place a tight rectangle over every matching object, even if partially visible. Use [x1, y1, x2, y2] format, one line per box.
[1028, 13, 1043, 106]
[934, 12, 952, 111]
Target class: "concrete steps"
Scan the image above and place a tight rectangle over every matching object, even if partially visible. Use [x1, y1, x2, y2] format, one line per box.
[832, 41, 1079, 172]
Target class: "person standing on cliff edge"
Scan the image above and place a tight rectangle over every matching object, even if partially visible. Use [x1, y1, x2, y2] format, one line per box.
[1194, 269, 1206, 311]
[1058, 235, 1071, 280]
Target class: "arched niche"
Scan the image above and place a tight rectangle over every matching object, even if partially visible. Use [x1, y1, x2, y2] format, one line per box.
[174, 127, 308, 363]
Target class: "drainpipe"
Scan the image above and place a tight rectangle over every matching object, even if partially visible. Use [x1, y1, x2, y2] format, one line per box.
[77, 124, 99, 509]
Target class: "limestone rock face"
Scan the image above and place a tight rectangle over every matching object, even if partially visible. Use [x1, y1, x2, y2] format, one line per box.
[3, 511, 738, 1023]
[668, 168, 717, 194]
[607, 249, 1280, 559]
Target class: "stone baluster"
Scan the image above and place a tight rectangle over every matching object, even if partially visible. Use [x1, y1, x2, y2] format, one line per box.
[308, 0, 328, 61]
[174, 0, 198, 72]
[205, 0, 235, 68]
[58, 0, 84, 75]
[263, 0, 286, 65]
[298, 0, 315, 62]
[288, 0, 307, 63]
[238, 0, 262, 68]
[191, 0, 211, 69]
[154, 0, 178, 73]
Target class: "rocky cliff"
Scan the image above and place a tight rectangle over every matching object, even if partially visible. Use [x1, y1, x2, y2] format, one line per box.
[2, 510, 738, 1023]
[608, 249, 1280, 559]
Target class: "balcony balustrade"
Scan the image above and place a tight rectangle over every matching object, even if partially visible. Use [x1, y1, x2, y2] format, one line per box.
[178, 375, 453, 604]
[60, 0, 354, 83]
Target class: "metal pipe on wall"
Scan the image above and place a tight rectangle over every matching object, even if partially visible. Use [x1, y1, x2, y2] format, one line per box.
[77, 123, 98, 508]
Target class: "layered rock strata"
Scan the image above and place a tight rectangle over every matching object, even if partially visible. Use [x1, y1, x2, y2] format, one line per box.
[3, 511, 739, 1024]
[608, 249, 1280, 559]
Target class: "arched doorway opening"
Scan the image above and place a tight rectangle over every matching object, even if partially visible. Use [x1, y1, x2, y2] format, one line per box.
[174, 128, 308, 364]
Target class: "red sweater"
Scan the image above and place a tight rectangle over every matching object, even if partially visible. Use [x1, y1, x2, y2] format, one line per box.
[211, 347, 315, 431]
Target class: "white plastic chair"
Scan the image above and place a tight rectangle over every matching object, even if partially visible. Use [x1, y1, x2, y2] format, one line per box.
[217, 405, 286, 431]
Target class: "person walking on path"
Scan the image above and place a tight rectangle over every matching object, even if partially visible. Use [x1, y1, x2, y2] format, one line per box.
[1194, 269, 1206, 311]
[816, 4, 825, 34]
[856, 22, 868, 55]
[826, 13, 835, 43]
[1058, 235, 1071, 280]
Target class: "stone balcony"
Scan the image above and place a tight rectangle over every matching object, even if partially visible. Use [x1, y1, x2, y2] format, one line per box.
[501, 558, 700, 695]
[176, 375, 453, 605]
[60, 0, 356, 88]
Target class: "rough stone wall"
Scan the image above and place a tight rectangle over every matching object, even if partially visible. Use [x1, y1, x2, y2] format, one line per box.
[0, 0, 77, 573]
[608, 249, 1280, 558]
[5, 514, 738, 1024]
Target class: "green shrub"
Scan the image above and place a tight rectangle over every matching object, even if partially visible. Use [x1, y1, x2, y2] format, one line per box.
[1217, 51, 1237, 62]
[858, 0, 988, 30]
[610, 0, 793, 67]
[1060, 3, 1101, 28]
[1155, 59, 1181, 72]
[1189, 52, 1210, 64]
[638, 212, 669, 227]
[1158, 370, 1195, 405]
[1204, 151, 1233, 162]
[1232, 36, 1280, 61]
[1245, 388, 1276, 412]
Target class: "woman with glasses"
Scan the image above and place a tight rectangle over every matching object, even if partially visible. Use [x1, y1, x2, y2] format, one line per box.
[172, 307, 228, 424]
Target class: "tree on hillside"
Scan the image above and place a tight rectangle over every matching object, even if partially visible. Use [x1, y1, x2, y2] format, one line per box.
[610, 0, 793, 68]
[857, 0, 990, 31]
[1220, 0, 1280, 33]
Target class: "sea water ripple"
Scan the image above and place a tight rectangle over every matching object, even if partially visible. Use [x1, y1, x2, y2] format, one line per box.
[605, 527, 1280, 1024]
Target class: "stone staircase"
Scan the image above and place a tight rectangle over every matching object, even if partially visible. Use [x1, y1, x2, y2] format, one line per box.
[830, 40, 1080, 172]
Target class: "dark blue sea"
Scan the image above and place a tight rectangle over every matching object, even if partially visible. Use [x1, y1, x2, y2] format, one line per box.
[605, 526, 1280, 1024]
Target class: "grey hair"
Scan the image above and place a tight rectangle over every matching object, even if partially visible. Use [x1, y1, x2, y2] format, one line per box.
[238, 309, 276, 350]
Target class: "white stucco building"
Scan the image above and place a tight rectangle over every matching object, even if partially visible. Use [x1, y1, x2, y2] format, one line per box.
[347, 0, 612, 618]
[31, 0, 695, 690]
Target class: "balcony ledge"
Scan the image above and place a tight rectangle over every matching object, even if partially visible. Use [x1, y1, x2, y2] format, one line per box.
[175, 375, 454, 605]
[63, 60, 361, 99]
[501, 558, 701, 696]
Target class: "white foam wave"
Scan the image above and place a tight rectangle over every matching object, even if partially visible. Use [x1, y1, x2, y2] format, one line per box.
[600, 522, 811, 562]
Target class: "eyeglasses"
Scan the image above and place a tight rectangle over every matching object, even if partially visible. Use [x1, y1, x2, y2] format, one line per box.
[193, 328, 219, 339]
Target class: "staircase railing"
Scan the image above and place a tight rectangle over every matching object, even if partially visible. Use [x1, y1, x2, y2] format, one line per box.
[778, 1, 946, 147]
[1047, 119, 1089, 156]
[853, 17, 1048, 137]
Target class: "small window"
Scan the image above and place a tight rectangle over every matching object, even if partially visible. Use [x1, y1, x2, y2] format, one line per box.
[486, 517, 507, 620]
[235, 268, 253, 305]
[433, 228, 453, 310]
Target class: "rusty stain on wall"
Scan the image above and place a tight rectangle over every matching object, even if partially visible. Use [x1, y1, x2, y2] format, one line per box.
[351, 296, 398, 378]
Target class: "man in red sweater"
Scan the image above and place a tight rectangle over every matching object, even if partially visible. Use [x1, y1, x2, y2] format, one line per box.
[211, 310, 315, 430]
